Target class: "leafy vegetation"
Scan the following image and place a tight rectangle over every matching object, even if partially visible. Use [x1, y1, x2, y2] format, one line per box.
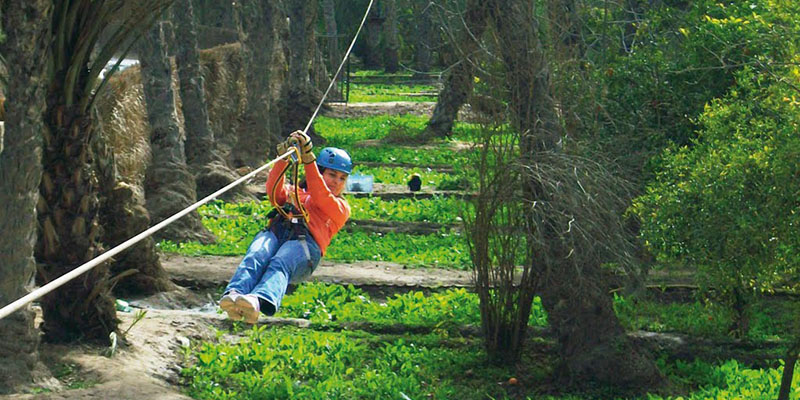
[184, 327, 525, 400]
[184, 282, 800, 399]
[327, 230, 470, 269]
[348, 196, 464, 223]
[632, 70, 800, 336]
[346, 82, 438, 103]
[160, 229, 469, 268]
[351, 165, 455, 188]
[276, 282, 548, 328]
[574, 0, 800, 179]
[613, 294, 800, 341]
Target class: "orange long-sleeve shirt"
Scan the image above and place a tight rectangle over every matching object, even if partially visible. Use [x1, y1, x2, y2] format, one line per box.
[265, 160, 350, 255]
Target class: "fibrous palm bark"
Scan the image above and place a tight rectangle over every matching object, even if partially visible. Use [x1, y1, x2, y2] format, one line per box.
[413, 1, 434, 74]
[36, 0, 173, 344]
[0, 0, 51, 390]
[281, 0, 323, 143]
[94, 130, 175, 296]
[383, 0, 399, 73]
[173, 0, 242, 199]
[231, 0, 281, 166]
[322, 0, 342, 91]
[364, 2, 383, 68]
[139, 20, 215, 244]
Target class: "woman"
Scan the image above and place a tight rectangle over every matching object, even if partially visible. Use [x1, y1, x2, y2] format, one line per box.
[219, 131, 351, 323]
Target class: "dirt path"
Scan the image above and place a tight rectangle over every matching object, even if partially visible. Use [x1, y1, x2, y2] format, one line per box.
[323, 101, 436, 118]
[161, 254, 472, 291]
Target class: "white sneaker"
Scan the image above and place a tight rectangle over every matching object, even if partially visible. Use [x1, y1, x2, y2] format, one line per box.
[219, 292, 243, 321]
[235, 294, 261, 324]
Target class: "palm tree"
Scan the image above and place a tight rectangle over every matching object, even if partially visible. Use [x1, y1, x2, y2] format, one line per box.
[138, 18, 215, 244]
[36, 0, 174, 343]
[172, 0, 243, 200]
[0, 0, 52, 390]
[231, 0, 281, 167]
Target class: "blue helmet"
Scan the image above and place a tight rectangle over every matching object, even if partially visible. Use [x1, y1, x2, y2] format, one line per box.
[317, 147, 352, 174]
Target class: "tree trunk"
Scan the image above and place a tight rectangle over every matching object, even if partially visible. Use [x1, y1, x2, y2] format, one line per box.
[0, 0, 50, 390]
[321, 0, 342, 89]
[231, 0, 282, 167]
[413, 1, 434, 74]
[37, 107, 118, 343]
[364, 2, 383, 68]
[491, 1, 559, 153]
[491, 0, 663, 388]
[92, 125, 175, 296]
[538, 268, 663, 388]
[281, 0, 323, 143]
[139, 21, 215, 244]
[424, 0, 493, 138]
[383, 0, 399, 73]
[173, 0, 243, 199]
[778, 341, 799, 400]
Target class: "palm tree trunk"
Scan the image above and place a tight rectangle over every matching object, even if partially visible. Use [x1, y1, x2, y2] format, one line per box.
[0, 0, 51, 389]
[424, 0, 493, 139]
[231, 0, 282, 167]
[282, 0, 324, 143]
[93, 128, 175, 296]
[364, 3, 383, 69]
[321, 0, 342, 88]
[37, 106, 119, 343]
[139, 20, 215, 244]
[425, 0, 494, 137]
[173, 0, 243, 199]
[383, 0, 399, 73]
[413, 1, 434, 74]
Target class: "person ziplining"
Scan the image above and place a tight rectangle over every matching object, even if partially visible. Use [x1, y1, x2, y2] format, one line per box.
[219, 131, 352, 323]
[0, 0, 374, 323]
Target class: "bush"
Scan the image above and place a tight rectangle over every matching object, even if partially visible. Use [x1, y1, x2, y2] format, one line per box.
[633, 69, 800, 336]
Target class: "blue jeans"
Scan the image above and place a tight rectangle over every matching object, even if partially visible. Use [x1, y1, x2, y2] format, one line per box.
[224, 222, 321, 315]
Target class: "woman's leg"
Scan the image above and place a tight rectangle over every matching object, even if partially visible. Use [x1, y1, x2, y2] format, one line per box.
[249, 236, 321, 315]
[224, 228, 282, 296]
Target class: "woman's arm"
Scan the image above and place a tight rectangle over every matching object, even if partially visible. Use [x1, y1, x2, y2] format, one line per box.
[266, 160, 289, 205]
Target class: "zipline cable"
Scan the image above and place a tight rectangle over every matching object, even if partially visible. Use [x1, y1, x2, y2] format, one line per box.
[0, 0, 374, 321]
[301, 0, 373, 136]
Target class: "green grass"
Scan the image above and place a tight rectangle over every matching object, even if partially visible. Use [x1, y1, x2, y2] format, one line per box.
[348, 196, 464, 223]
[347, 145, 469, 166]
[326, 229, 470, 268]
[614, 293, 800, 341]
[315, 114, 488, 146]
[159, 200, 470, 268]
[159, 229, 469, 268]
[351, 165, 475, 191]
[347, 83, 438, 103]
[183, 328, 528, 400]
[315, 115, 426, 146]
[277, 283, 548, 328]
[184, 283, 800, 400]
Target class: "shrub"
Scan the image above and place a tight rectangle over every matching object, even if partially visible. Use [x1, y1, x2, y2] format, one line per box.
[633, 70, 800, 337]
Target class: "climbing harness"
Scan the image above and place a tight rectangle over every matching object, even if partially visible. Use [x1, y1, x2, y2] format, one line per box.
[266, 145, 315, 269]
[0, 0, 375, 321]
